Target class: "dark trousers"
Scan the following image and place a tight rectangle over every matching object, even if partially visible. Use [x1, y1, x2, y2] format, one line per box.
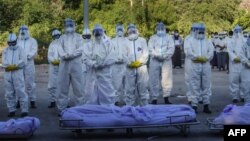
[217, 52, 226, 70]
[172, 47, 182, 68]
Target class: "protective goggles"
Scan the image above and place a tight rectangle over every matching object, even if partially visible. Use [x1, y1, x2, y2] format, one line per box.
[93, 28, 104, 36]
[82, 34, 91, 39]
[128, 29, 136, 35]
[19, 27, 28, 31]
[8, 40, 17, 46]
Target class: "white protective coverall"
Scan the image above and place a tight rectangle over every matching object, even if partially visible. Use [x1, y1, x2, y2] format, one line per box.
[148, 33, 175, 101]
[186, 35, 214, 107]
[57, 19, 84, 111]
[81, 28, 93, 104]
[17, 25, 38, 102]
[85, 24, 116, 105]
[47, 30, 61, 103]
[125, 24, 149, 106]
[111, 25, 129, 103]
[227, 27, 245, 101]
[2, 34, 28, 113]
[240, 38, 250, 103]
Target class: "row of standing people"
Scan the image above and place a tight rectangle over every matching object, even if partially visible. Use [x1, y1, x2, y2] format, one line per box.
[2, 18, 250, 117]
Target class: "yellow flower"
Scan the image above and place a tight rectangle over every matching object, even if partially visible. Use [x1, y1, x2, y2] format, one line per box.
[51, 60, 60, 66]
[128, 61, 142, 68]
[5, 65, 19, 72]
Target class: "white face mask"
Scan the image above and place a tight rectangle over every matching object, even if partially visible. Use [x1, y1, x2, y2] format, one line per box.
[117, 31, 124, 37]
[197, 34, 205, 40]
[95, 36, 102, 41]
[65, 27, 74, 33]
[128, 34, 138, 40]
[234, 33, 241, 38]
[20, 31, 29, 40]
[156, 30, 165, 36]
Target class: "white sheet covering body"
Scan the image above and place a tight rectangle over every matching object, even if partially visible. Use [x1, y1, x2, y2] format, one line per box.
[213, 103, 250, 125]
[61, 105, 196, 127]
[0, 117, 40, 135]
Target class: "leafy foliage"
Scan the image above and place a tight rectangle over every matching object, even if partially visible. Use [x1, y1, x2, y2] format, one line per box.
[0, 0, 249, 63]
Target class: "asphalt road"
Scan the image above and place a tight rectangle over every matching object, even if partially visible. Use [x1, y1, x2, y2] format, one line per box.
[0, 64, 240, 141]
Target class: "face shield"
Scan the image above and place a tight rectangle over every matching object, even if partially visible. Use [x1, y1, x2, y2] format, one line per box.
[64, 19, 75, 34]
[156, 22, 166, 36]
[127, 24, 138, 40]
[196, 24, 206, 40]
[116, 25, 124, 37]
[52, 29, 61, 40]
[93, 28, 104, 40]
[19, 26, 29, 40]
[233, 25, 242, 38]
[7, 33, 18, 49]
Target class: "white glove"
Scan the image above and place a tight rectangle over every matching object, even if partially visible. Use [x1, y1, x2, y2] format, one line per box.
[62, 54, 73, 61]
[154, 54, 164, 62]
[27, 55, 32, 60]
[246, 62, 250, 68]
[116, 57, 124, 64]
[94, 63, 106, 70]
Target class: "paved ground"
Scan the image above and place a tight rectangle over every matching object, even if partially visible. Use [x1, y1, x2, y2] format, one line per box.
[0, 64, 242, 141]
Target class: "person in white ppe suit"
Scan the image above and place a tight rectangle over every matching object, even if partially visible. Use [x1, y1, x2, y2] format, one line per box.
[240, 33, 250, 103]
[85, 24, 116, 105]
[125, 24, 149, 106]
[186, 23, 214, 114]
[227, 25, 245, 103]
[111, 24, 129, 105]
[2, 33, 28, 117]
[47, 29, 61, 108]
[81, 28, 92, 104]
[148, 22, 175, 104]
[17, 25, 38, 109]
[184, 23, 199, 104]
[57, 18, 84, 113]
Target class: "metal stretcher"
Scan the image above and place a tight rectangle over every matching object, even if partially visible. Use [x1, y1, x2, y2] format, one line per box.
[206, 118, 224, 131]
[59, 115, 200, 137]
[0, 129, 34, 139]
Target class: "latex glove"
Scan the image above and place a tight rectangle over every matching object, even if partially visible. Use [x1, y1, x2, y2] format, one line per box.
[246, 62, 250, 68]
[128, 61, 142, 68]
[62, 54, 74, 61]
[154, 55, 165, 62]
[94, 63, 106, 70]
[234, 57, 241, 63]
[51, 59, 60, 66]
[193, 56, 208, 63]
[116, 58, 124, 64]
[27, 55, 32, 60]
[5, 64, 19, 72]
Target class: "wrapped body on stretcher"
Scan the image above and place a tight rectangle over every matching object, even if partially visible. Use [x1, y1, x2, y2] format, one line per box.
[60, 104, 196, 127]
[0, 117, 40, 135]
[213, 103, 250, 125]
